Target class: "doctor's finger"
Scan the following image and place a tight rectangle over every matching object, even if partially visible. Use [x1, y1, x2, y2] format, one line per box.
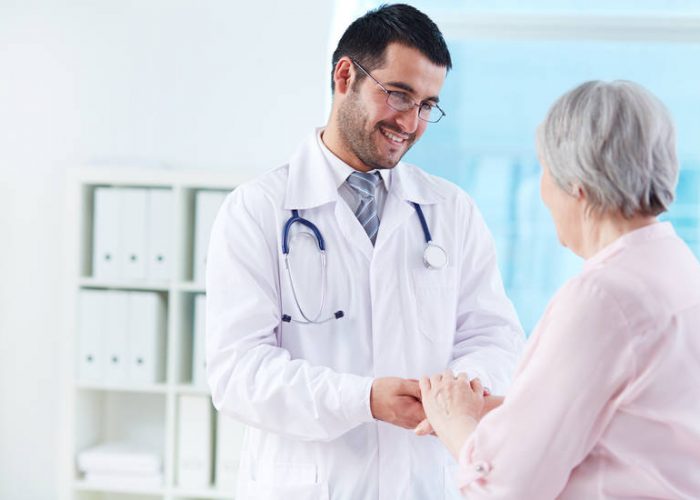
[456, 372, 469, 384]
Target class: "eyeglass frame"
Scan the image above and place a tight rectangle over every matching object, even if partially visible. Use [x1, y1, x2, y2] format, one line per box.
[350, 58, 446, 124]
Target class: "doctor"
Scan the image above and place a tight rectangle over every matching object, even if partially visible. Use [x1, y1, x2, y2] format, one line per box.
[206, 4, 524, 499]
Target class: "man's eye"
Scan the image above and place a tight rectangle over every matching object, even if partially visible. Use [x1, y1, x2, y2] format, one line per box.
[420, 102, 435, 112]
[393, 92, 412, 104]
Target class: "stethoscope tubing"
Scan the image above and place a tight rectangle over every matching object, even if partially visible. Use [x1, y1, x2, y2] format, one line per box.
[411, 202, 433, 243]
[281, 201, 446, 324]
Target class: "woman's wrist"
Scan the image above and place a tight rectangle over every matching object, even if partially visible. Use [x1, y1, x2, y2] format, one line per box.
[440, 415, 478, 459]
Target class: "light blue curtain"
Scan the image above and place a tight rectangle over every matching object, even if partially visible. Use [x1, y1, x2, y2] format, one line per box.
[337, 2, 700, 333]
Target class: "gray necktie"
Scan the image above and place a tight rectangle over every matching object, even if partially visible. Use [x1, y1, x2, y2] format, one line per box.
[347, 171, 382, 245]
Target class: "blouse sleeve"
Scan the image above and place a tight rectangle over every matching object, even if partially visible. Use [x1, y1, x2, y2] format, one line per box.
[456, 276, 637, 498]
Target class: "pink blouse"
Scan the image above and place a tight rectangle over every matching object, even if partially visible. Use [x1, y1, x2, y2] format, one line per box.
[458, 222, 700, 498]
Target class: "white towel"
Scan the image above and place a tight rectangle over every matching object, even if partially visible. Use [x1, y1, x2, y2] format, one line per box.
[83, 471, 163, 489]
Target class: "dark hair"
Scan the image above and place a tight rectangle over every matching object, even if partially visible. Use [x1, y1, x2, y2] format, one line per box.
[330, 3, 452, 92]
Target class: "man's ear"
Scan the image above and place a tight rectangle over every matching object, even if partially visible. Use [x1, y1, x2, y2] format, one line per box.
[333, 57, 355, 95]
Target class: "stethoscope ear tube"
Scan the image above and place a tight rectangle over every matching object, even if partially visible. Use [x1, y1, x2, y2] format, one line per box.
[282, 209, 326, 254]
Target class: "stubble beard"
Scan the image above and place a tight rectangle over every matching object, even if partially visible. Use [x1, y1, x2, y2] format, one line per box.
[337, 92, 414, 170]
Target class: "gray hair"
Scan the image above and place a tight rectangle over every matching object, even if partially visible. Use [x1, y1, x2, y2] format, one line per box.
[536, 80, 679, 217]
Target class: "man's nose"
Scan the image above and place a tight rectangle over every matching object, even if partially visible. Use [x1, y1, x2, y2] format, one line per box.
[394, 106, 421, 134]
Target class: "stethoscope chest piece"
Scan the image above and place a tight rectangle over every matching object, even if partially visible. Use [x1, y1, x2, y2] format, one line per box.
[423, 242, 448, 270]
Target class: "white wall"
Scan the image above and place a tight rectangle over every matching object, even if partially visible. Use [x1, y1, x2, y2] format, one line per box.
[0, 1, 334, 498]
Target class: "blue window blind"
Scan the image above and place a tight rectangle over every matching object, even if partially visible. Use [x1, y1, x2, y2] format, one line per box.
[405, 39, 700, 333]
[336, 2, 700, 333]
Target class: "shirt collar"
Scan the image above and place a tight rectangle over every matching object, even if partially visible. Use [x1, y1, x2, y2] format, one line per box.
[316, 129, 391, 193]
[585, 221, 676, 268]
[284, 128, 445, 210]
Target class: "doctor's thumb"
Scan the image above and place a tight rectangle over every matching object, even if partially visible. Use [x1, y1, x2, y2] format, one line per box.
[403, 378, 422, 399]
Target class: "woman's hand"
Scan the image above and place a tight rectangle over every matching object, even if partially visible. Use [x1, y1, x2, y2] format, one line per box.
[418, 370, 485, 459]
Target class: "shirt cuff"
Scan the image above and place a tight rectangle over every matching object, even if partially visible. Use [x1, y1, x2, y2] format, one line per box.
[457, 438, 493, 490]
[339, 375, 375, 425]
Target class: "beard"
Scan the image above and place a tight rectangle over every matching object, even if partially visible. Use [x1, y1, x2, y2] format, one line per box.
[336, 90, 416, 170]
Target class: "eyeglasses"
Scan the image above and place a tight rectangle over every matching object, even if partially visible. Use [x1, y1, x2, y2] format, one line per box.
[351, 58, 446, 124]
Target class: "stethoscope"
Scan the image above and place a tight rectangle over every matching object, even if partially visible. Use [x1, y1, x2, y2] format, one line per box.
[281, 202, 448, 324]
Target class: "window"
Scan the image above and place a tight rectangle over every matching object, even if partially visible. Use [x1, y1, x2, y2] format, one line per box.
[333, 2, 700, 332]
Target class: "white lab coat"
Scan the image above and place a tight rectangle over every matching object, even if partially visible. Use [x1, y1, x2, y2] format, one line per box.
[206, 130, 524, 500]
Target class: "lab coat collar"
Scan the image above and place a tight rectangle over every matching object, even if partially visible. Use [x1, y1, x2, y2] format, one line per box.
[284, 129, 338, 210]
[284, 128, 445, 210]
[390, 160, 446, 206]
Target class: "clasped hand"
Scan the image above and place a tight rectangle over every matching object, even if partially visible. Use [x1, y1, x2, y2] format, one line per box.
[370, 372, 496, 431]
[416, 370, 489, 458]
[371, 371, 501, 459]
[370, 377, 426, 429]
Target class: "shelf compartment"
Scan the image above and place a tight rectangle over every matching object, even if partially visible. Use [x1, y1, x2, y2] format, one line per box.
[74, 392, 167, 492]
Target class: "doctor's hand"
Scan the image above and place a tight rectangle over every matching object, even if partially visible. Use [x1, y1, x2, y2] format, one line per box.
[417, 370, 484, 459]
[370, 377, 426, 430]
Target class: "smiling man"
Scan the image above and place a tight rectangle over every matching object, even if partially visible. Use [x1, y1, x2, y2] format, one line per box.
[206, 4, 524, 499]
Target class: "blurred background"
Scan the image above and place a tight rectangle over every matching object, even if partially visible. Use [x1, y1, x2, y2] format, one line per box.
[0, 1, 698, 499]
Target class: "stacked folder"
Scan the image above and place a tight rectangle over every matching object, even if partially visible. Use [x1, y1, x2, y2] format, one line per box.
[78, 442, 163, 488]
[77, 290, 166, 385]
[92, 187, 228, 283]
[93, 187, 174, 282]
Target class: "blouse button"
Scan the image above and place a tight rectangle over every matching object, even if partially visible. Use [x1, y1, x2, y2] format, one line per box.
[474, 461, 491, 477]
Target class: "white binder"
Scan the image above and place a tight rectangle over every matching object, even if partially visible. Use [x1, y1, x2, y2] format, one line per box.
[215, 412, 246, 491]
[146, 189, 173, 282]
[193, 191, 227, 283]
[93, 188, 122, 279]
[192, 294, 207, 388]
[77, 289, 106, 382]
[127, 292, 166, 384]
[177, 395, 213, 488]
[121, 188, 148, 281]
[103, 290, 129, 384]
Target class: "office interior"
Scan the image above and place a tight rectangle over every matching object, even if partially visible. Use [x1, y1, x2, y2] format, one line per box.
[1, 1, 698, 499]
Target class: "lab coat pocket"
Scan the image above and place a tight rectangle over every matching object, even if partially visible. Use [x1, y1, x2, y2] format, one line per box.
[248, 462, 328, 500]
[412, 267, 457, 341]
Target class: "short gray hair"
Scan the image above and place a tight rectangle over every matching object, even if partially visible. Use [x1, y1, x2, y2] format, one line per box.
[537, 80, 679, 217]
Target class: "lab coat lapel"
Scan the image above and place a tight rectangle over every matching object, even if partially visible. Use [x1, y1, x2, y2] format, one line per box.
[335, 199, 374, 260]
[375, 189, 413, 251]
[375, 163, 445, 250]
[284, 129, 374, 260]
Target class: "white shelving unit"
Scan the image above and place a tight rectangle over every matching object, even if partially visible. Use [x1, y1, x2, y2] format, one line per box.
[63, 167, 250, 500]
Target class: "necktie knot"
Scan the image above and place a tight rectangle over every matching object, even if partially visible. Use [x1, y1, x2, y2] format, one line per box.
[347, 171, 381, 199]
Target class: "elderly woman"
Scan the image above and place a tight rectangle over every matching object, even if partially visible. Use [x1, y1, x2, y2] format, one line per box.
[418, 81, 700, 498]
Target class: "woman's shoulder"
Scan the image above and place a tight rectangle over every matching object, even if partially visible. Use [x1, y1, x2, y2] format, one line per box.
[550, 261, 666, 340]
